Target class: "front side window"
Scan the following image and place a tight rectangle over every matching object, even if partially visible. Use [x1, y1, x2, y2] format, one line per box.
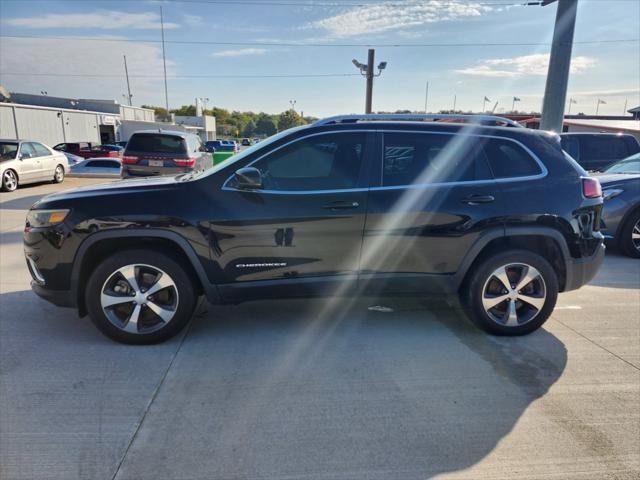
[251, 132, 366, 191]
[382, 132, 492, 186]
[19, 143, 36, 159]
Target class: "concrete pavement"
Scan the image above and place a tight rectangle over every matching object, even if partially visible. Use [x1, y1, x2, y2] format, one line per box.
[1, 179, 638, 479]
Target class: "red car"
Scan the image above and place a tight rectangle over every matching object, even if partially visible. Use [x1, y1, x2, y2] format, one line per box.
[53, 142, 122, 159]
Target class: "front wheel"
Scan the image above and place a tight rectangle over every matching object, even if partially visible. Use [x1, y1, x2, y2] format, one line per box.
[462, 250, 558, 336]
[85, 249, 197, 344]
[2, 169, 18, 192]
[53, 164, 65, 184]
[618, 210, 640, 258]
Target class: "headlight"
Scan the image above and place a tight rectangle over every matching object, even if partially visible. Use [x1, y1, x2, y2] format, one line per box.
[602, 188, 623, 201]
[26, 209, 70, 228]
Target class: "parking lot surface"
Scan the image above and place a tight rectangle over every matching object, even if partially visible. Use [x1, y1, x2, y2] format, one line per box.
[1, 178, 639, 480]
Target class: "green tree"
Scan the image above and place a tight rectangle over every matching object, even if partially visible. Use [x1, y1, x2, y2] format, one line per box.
[242, 120, 256, 137]
[141, 105, 169, 120]
[255, 113, 277, 136]
[278, 110, 303, 131]
[172, 105, 196, 116]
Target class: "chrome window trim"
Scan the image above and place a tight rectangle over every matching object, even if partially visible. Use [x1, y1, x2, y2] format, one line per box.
[222, 128, 548, 194]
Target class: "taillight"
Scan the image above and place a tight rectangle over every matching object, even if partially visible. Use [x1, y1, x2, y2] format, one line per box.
[122, 155, 139, 164]
[174, 158, 196, 168]
[582, 177, 602, 199]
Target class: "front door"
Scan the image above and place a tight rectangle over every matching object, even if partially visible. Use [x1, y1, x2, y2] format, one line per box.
[17, 143, 41, 182]
[360, 130, 506, 293]
[210, 130, 372, 300]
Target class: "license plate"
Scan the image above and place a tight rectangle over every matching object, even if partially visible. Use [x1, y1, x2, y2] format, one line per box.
[149, 160, 164, 167]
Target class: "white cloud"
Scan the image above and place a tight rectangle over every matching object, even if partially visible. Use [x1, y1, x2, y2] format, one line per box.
[456, 54, 596, 77]
[4, 10, 179, 29]
[0, 36, 174, 106]
[182, 14, 203, 27]
[307, 1, 492, 38]
[211, 48, 268, 57]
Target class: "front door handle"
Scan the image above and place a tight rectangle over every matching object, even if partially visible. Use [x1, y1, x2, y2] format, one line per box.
[322, 201, 360, 210]
[461, 194, 495, 205]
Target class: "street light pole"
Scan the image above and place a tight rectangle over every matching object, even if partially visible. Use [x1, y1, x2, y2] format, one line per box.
[539, 0, 578, 132]
[160, 6, 170, 115]
[424, 81, 429, 114]
[123, 55, 133, 106]
[365, 49, 375, 114]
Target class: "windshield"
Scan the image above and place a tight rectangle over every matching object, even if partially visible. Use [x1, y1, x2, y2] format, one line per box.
[604, 154, 640, 174]
[0, 142, 19, 160]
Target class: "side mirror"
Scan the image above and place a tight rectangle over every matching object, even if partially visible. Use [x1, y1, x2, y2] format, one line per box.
[234, 167, 262, 190]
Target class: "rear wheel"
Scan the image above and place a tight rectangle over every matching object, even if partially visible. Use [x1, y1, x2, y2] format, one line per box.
[85, 249, 197, 344]
[53, 164, 65, 184]
[463, 250, 558, 336]
[618, 210, 640, 258]
[2, 169, 18, 192]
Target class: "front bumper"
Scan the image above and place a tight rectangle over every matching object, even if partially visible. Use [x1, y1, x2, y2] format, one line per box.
[563, 241, 606, 292]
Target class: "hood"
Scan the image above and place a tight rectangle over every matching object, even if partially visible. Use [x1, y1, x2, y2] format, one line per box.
[32, 174, 182, 209]
[594, 172, 640, 186]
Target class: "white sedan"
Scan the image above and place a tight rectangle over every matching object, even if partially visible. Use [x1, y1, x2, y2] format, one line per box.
[1, 139, 67, 192]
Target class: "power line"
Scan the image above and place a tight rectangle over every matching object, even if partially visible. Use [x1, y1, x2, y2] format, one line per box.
[0, 72, 362, 78]
[1, 34, 636, 48]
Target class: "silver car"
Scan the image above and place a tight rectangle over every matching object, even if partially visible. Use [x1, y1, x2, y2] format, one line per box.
[1, 139, 68, 192]
[69, 157, 122, 178]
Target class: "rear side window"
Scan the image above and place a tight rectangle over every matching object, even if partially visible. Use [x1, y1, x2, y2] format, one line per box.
[31, 142, 51, 157]
[484, 139, 541, 178]
[382, 132, 492, 186]
[252, 132, 366, 191]
[127, 134, 186, 154]
[0, 142, 18, 159]
[581, 136, 629, 161]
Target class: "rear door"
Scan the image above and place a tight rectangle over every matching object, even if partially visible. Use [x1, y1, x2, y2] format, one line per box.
[210, 130, 372, 299]
[360, 130, 506, 293]
[31, 142, 57, 178]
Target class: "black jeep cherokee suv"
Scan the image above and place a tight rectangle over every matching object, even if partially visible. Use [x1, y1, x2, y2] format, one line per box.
[24, 115, 605, 344]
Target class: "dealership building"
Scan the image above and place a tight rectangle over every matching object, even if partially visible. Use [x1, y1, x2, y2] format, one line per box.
[0, 91, 216, 147]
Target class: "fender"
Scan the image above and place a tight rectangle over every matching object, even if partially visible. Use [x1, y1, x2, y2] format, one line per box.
[70, 229, 221, 308]
[452, 226, 572, 291]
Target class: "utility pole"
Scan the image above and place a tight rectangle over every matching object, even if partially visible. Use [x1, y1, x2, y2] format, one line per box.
[453, 94, 457, 112]
[424, 81, 429, 113]
[352, 49, 387, 114]
[123, 55, 132, 106]
[539, 0, 578, 132]
[160, 6, 170, 115]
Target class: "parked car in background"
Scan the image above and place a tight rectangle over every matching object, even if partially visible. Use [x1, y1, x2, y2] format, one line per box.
[595, 153, 640, 258]
[122, 130, 211, 178]
[53, 142, 122, 159]
[1, 139, 66, 191]
[69, 157, 122, 178]
[560, 133, 640, 171]
[100, 144, 124, 153]
[241, 138, 252, 146]
[206, 140, 235, 152]
[115, 141, 128, 148]
[63, 152, 84, 166]
[25, 114, 605, 344]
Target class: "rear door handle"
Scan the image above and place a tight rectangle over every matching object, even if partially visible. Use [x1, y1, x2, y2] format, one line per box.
[322, 201, 360, 210]
[461, 194, 495, 205]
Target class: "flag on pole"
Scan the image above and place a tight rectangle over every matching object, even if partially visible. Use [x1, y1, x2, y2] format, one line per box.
[484, 96, 491, 102]
[513, 97, 521, 102]
[569, 98, 578, 104]
[598, 99, 607, 104]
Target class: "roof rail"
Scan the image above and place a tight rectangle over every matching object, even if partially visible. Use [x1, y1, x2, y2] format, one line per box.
[314, 114, 523, 128]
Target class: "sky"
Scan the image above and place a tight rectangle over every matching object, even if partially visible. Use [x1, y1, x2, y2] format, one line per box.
[0, 0, 638, 117]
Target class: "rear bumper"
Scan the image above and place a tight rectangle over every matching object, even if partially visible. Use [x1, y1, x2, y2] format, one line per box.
[122, 166, 191, 177]
[564, 241, 605, 291]
[31, 281, 75, 308]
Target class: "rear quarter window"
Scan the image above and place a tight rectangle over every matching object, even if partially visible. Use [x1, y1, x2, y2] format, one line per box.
[127, 134, 186, 154]
[484, 139, 542, 178]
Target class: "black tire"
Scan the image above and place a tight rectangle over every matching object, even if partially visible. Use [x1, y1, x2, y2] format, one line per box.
[462, 249, 558, 336]
[53, 164, 65, 184]
[1, 169, 18, 192]
[618, 209, 640, 259]
[85, 249, 197, 344]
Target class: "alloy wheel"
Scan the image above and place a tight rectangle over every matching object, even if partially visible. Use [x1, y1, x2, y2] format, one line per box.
[3, 170, 17, 191]
[100, 264, 179, 334]
[54, 166, 64, 182]
[632, 219, 640, 254]
[481, 263, 546, 328]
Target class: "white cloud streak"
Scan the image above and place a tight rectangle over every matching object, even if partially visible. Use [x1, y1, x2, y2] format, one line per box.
[308, 1, 492, 38]
[456, 53, 596, 77]
[211, 48, 268, 57]
[4, 10, 180, 30]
